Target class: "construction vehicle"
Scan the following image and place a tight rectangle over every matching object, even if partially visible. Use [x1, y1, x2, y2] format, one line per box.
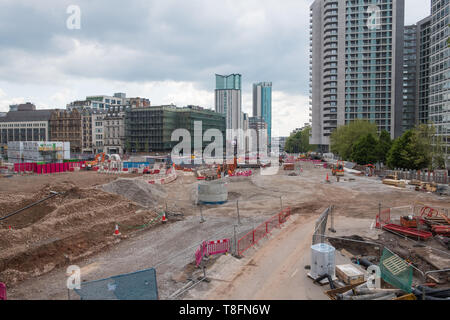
[86, 152, 106, 170]
[331, 160, 345, 177]
[365, 164, 375, 177]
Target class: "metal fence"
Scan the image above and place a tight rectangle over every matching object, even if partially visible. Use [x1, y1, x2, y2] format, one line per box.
[312, 206, 331, 245]
[73, 268, 158, 300]
[376, 204, 449, 229]
[377, 169, 449, 184]
[195, 239, 231, 267]
[237, 208, 291, 256]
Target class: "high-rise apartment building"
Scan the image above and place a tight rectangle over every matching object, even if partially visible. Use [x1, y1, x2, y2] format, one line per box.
[403, 25, 418, 133]
[215, 74, 242, 140]
[309, 0, 405, 152]
[253, 82, 272, 145]
[415, 16, 432, 125]
[429, 0, 449, 163]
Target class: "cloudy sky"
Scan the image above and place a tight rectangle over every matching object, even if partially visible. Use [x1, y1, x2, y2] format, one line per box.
[0, 0, 430, 136]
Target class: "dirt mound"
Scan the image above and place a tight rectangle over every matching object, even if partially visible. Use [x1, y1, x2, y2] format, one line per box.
[102, 178, 167, 207]
[0, 180, 164, 287]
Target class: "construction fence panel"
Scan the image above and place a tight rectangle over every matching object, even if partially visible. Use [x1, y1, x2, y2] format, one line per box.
[74, 268, 158, 300]
[253, 223, 268, 246]
[266, 214, 281, 234]
[379, 248, 413, 293]
[279, 207, 291, 224]
[237, 229, 255, 256]
[195, 242, 207, 267]
[376, 208, 391, 229]
[206, 239, 231, 256]
[237, 207, 292, 256]
[312, 207, 330, 245]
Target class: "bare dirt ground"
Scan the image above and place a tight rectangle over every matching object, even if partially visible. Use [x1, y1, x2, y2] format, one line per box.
[1, 164, 449, 299]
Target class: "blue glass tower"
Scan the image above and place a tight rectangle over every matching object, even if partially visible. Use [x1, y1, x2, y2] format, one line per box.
[253, 82, 272, 145]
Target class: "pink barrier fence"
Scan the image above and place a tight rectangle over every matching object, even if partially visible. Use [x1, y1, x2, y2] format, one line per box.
[233, 170, 253, 177]
[195, 239, 231, 267]
[14, 161, 86, 174]
[0, 282, 6, 300]
[238, 207, 291, 256]
[206, 239, 231, 255]
[195, 242, 208, 267]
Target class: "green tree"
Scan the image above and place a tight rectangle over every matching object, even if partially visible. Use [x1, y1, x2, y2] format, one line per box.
[351, 133, 379, 165]
[284, 127, 315, 154]
[387, 130, 414, 169]
[386, 124, 443, 170]
[375, 130, 392, 164]
[330, 120, 378, 160]
[125, 140, 131, 153]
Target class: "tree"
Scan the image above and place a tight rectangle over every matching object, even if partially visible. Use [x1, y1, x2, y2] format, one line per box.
[375, 130, 392, 164]
[351, 133, 379, 165]
[330, 120, 378, 160]
[284, 127, 315, 154]
[387, 130, 414, 169]
[125, 140, 131, 154]
[386, 124, 443, 170]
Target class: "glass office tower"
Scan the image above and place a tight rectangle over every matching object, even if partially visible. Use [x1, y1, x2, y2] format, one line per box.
[253, 82, 272, 146]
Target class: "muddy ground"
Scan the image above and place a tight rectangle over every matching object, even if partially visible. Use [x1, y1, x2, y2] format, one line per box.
[1, 164, 449, 299]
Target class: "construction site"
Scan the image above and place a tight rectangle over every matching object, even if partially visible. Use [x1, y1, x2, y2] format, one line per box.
[0, 154, 449, 301]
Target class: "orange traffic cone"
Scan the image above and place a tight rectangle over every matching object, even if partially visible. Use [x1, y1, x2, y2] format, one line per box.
[114, 224, 121, 236]
[162, 212, 167, 223]
[326, 173, 330, 182]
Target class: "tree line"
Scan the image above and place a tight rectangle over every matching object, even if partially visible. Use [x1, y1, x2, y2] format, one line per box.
[329, 120, 446, 170]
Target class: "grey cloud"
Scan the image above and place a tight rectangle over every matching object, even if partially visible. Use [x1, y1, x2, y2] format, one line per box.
[0, 0, 310, 94]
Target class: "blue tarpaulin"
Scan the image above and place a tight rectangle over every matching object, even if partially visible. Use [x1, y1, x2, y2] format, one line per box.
[74, 268, 158, 300]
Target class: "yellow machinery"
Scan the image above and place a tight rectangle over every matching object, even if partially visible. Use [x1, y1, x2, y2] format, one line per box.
[331, 160, 345, 177]
[86, 152, 106, 169]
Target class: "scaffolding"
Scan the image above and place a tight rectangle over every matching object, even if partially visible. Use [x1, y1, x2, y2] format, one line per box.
[125, 106, 226, 153]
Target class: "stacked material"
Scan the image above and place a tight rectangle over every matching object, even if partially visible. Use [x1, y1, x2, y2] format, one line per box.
[382, 179, 406, 188]
[338, 283, 404, 300]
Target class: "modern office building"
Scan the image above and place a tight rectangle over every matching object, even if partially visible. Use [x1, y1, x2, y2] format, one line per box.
[215, 74, 242, 140]
[0, 104, 52, 147]
[79, 93, 150, 110]
[309, 0, 405, 152]
[176, 105, 226, 153]
[429, 0, 450, 164]
[253, 82, 272, 145]
[249, 116, 269, 149]
[415, 16, 432, 126]
[402, 25, 418, 133]
[125, 105, 226, 153]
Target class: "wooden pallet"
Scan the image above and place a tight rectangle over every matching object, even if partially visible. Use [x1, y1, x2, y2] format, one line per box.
[382, 255, 409, 276]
